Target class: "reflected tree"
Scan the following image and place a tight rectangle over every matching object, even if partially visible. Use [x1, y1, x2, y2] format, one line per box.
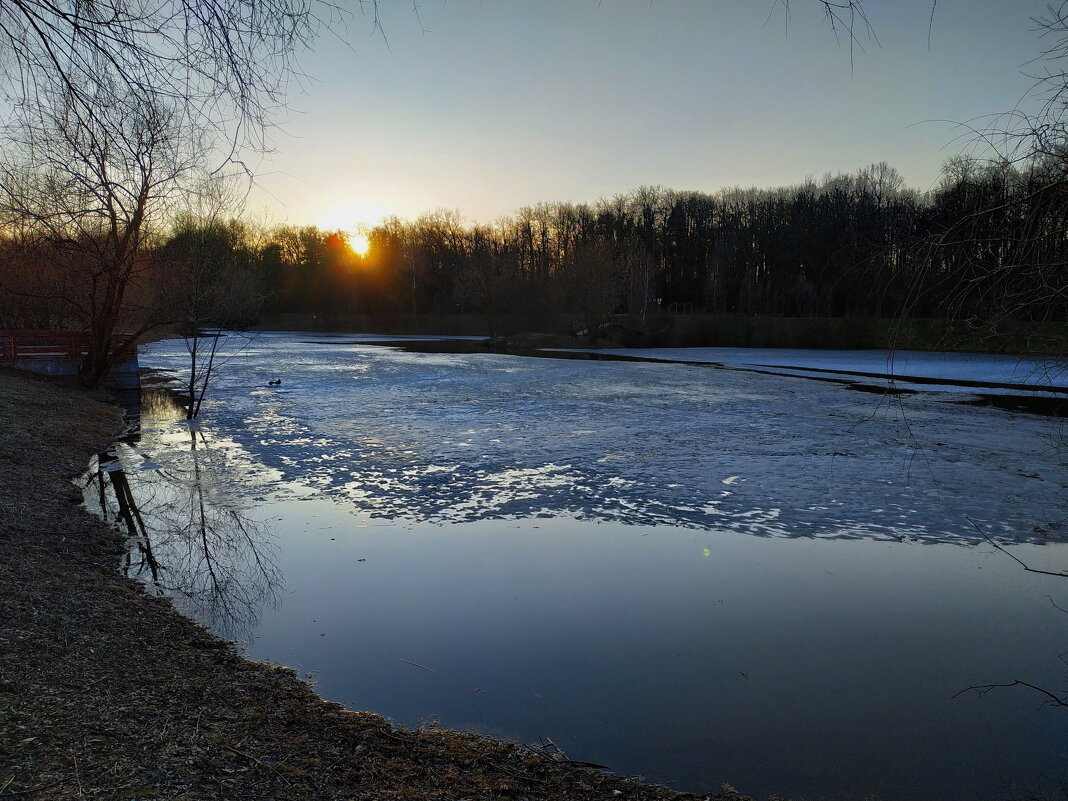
[954, 517, 1068, 714]
[89, 426, 281, 641]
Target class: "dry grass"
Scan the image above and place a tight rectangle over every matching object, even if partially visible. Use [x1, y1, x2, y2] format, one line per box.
[0, 368, 738, 801]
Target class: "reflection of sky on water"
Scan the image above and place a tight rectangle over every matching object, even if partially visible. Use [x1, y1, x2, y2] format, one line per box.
[105, 334, 1068, 798]
[254, 504, 1068, 801]
[142, 334, 1068, 544]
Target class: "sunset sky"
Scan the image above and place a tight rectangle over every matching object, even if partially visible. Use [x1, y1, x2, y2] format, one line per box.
[248, 0, 1053, 232]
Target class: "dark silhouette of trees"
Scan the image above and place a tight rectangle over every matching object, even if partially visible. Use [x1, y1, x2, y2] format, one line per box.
[2, 1, 1061, 356]
[0, 0, 336, 385]
[0, 79, 197, 384]
[559, 239, 623, 343]
[4, 154, 1052, 349]
[872, 3, 1068, 355]
[228, 158, 1061, 349]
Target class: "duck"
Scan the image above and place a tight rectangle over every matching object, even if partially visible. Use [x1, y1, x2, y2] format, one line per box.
[268, 378, 282, 386]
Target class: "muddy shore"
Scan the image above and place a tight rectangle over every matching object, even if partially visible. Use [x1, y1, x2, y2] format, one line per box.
[0, 369, 734, 800]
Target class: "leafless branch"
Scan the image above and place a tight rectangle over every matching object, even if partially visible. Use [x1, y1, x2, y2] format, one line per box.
[966, 516, 1068, 578]
[952, 679, 1068, 708]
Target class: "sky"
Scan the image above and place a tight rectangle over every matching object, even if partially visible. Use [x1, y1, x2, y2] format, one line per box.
[246, 0, 1055, 232]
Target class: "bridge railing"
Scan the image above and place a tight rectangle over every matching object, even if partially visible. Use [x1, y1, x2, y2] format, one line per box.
[0, 330, 137, 362]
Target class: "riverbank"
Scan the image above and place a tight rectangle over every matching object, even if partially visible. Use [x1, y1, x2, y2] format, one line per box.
[0, 369, 732, 800]
[254, 312, 1068, 355]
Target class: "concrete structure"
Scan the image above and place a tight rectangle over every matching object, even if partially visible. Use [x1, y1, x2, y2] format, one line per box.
[0, 330, 140, 392]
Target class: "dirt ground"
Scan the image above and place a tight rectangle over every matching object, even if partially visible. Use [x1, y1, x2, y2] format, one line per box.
[0, 369, 740, 801]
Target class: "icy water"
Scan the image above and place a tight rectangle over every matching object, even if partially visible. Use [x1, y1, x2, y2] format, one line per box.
[87, 332, 1068, 800]
[563, 346, 1068, 398]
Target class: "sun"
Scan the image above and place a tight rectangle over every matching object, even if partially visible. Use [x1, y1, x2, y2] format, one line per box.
[348, 231, 371, 257]
[318, 199, 388, 259]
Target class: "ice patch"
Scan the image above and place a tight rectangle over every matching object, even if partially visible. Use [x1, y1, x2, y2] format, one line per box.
[136, 335, 1068, 544]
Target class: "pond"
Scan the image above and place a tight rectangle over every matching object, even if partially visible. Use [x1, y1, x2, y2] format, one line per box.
[85, 332, 1068, 800]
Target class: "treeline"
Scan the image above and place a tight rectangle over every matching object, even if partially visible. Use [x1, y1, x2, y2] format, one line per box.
[3, 159, 1066, 344]
[258, 159, 1068, 338]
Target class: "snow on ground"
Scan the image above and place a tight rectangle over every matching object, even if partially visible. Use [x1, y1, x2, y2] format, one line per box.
[140, 335, 1068, 545]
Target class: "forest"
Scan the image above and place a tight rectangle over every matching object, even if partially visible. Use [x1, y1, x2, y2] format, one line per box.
[2, 157, 1067, 352]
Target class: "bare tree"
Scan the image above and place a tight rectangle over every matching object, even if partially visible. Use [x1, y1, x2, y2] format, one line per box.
[0, 77, 200, 384]
[162, 178, 264, 417]
[856, 162, 905, 208]
[455, 228, 517, 339]
[0, 0, 337, 157]
[0, 0, 358, 384]
[891, 4, 1068, 357]
[770, 0, 879, 64]
[560, 239, 623, 344]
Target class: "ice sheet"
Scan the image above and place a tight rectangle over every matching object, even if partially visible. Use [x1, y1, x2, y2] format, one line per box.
[555, 346, 1068, 396]
[140, 335, 1068, 545]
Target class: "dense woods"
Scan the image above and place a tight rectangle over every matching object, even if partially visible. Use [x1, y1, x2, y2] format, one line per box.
[2, 158, 1067, 351]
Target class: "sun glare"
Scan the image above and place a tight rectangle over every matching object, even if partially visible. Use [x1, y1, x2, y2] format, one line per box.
[349, 231, 371, 257]
[318, 199, 388, 259]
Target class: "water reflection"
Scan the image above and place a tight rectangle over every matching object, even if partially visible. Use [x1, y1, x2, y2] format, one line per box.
[138, 385, 190, 422]
[82, 381, 1068, 799]
[86, 402, 282, 642]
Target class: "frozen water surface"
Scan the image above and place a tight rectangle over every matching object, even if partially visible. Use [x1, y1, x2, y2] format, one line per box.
[140, 334, 1065, 541]
[563, 346, 1068, 398]
[90, 332, 1068, 800]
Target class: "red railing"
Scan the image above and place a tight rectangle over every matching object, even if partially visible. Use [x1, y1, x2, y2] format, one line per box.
[0, 330, 137, 361]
